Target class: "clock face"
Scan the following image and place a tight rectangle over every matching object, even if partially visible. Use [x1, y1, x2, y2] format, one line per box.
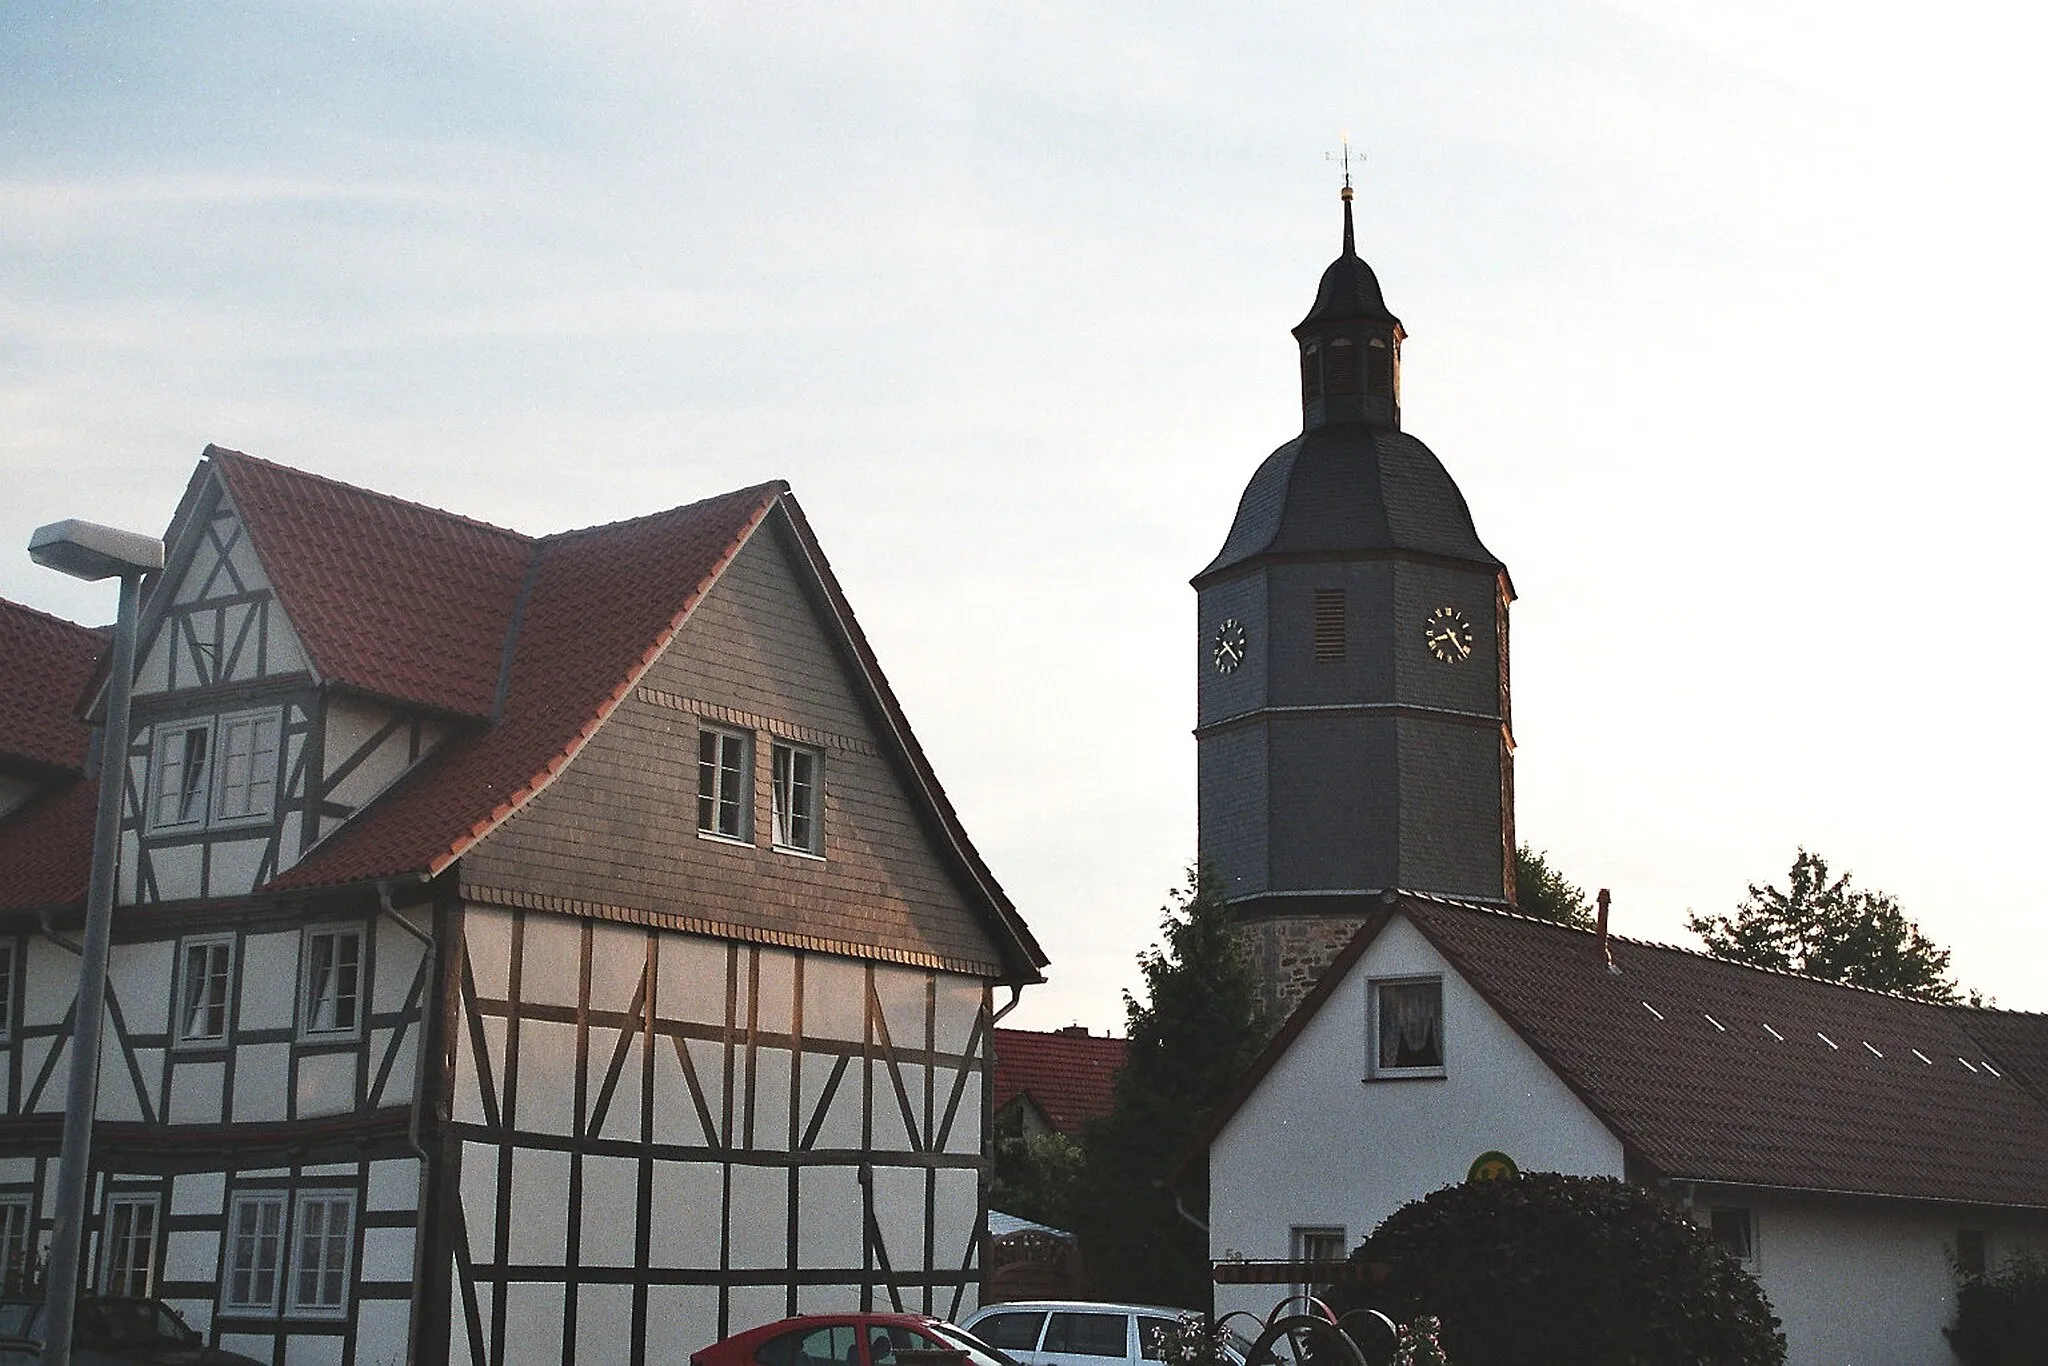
[1213, 618, 1247, 673]
[1423, 605, 1475, 663]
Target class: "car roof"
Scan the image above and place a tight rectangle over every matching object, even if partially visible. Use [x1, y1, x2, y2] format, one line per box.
[967, 1303, 1197, 1317]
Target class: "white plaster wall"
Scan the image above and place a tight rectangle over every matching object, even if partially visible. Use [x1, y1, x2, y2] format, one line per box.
[1710, 1188, 2048, 1366]
[1209, 914, 1625, 1323]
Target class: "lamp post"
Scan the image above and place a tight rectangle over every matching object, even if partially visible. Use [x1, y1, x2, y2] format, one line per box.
[28, 519, 164, 1366]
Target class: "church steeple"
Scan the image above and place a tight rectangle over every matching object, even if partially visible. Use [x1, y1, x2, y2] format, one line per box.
[1195, 180, 1514, 1019]
[1293, 183, 1405, 431]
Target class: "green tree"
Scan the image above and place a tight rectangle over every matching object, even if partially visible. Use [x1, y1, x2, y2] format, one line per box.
[1686, 848, 1966, 1003]
[1513, 844, 1593, 927]
[1075, 867, 1270, 1308]
[1325, 1173, 1785, 1366]
[988, 1106, 1086, 1232]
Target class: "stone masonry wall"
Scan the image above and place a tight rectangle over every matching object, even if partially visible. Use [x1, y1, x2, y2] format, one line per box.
[1239, 913, 1374, 1023]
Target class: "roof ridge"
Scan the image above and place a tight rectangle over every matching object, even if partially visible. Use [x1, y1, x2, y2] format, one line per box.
[1399, 889, 1981, 1010]
[536, 481, 792, 545]
[206, 445, 534, 545]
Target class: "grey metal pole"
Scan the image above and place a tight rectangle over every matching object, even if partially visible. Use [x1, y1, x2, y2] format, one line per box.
[40, 569, 143, 1366]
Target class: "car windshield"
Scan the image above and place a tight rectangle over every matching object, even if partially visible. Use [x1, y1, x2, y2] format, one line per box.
[923, 1323, 1018, 1366]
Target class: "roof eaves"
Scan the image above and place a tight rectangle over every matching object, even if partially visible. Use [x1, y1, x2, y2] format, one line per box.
[771, 494, 1047, 984]
[1166, 902, 1399, 1188]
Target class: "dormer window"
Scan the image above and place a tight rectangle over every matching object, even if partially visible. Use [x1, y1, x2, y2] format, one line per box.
[147, 709, 282, 832]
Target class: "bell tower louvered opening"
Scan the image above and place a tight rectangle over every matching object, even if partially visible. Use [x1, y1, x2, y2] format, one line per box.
[1313, 588, 1345, 661]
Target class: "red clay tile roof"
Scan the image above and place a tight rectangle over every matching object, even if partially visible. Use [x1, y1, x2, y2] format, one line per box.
[0, 450, 1046, 982]
[209, 447, 532, 718]
[1196, 895, 2048, 1210]
[0, 598, 106, 774]
[993, 1027, 1126, 1134]
[267, 484, 782, 890]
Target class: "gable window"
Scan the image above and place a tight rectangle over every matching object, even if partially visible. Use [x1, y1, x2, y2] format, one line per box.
[287, 1192, 355, 1317]
[1710, 1206, 1756, 1268]
[147, 709, 283, 831]
[223, 1193, 286, 1313]
[300, 928, 363, 1040]
[176, 935, 235, 1044]
[150, 722, 213, 830]
[771, 741, 822, 855]
[697, 727, 751, 841]
[1370, 977, 1444, 1077]
[212, 710, 282, 824]
[102, 1194, 158, 1296]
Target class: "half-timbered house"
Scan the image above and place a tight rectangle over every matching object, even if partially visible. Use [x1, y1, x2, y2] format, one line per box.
[0, 446, 1046, 1366]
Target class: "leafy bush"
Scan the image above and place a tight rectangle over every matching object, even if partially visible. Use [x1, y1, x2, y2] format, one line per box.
[1948, 1252, 2048, 1366]
[1323, 1173, 1784, 1366]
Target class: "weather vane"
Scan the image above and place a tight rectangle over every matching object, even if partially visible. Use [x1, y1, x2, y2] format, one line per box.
[1327, 133, 1362, 197]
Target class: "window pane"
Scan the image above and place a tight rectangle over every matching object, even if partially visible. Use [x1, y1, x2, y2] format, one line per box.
[1377, 980, 1443, 1070]
[1046, 1313, 1126, 1357]
[304, 931, 362, 1035]
[972, 1313, 1046, 1352]
[214, 713, 280, 821]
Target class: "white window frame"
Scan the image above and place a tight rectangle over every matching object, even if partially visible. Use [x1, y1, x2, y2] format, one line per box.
[299, 927, 364, 1041]
[1290, 1225, 1348, 1307]
[771, 740, 823, 856]
[697, 727, 752, 843]
[0, 939, 15, 1044]
[146, 708, 284, 832]
[101, 1193, 159, 1297]
[1368, 976, 1446, 1078]
[222, 1192, 287, 1313]
[1709, 1205, 1757, 1269]
[286, 1191, 355, 1318]
[148, 718, 216, 831]
[210, 708, 283, 826]
[175, 934, 236, 1046]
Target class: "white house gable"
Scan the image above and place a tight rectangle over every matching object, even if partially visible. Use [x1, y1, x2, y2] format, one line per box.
[1209, 912, 1624, 1323]
[134, 496, 308, 698]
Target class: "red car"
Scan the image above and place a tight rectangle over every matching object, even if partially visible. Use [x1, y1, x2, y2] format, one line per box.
[693, 1313, 1014, 1366]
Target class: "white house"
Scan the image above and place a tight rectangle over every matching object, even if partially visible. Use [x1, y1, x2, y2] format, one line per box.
[1195, 892, 2048, 1366]
[0, 445, 1046, 1365]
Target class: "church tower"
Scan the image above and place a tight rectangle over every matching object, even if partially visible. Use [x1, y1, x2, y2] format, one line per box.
[1194, 182, 1516, 1018]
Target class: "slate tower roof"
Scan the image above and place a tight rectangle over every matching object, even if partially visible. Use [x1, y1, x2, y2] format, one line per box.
[1194, 185, 1518, 1018]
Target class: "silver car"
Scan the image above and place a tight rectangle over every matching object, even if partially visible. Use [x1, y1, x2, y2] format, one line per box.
[963, 1302, 1230, 1366]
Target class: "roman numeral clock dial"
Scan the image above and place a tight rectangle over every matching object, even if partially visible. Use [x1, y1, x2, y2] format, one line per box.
[1213, 617, 1247, 673]
[1424, 605, 1475, 663]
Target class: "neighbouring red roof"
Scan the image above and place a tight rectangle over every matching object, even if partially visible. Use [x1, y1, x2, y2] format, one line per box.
[993, 1026, 1126, 1134]
[1193, 896, 2048, 1210]
[0, 598, 106, 774]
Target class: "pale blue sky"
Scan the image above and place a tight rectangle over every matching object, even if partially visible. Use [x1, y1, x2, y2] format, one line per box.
[6, 2, 2044, 1026]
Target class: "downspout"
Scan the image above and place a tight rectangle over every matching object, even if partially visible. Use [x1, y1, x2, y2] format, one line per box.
[990, 984, 1024, 1025]
[378, 881, 435, 1366]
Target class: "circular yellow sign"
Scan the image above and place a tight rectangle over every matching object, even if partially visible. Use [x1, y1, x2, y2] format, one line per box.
[1467, 1150, 1519, 1182]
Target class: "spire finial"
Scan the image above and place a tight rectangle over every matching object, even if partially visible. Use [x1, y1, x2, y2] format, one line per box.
[1328, 133, 1361, 255]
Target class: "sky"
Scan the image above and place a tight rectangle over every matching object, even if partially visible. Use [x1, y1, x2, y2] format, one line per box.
[4, 1, 2045, 1031]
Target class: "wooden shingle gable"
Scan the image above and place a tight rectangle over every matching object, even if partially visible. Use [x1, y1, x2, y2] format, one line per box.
[458, 495, 1046, 983]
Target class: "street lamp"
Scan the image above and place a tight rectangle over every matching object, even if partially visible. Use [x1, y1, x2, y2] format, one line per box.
[28, 518, 164, 1366]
